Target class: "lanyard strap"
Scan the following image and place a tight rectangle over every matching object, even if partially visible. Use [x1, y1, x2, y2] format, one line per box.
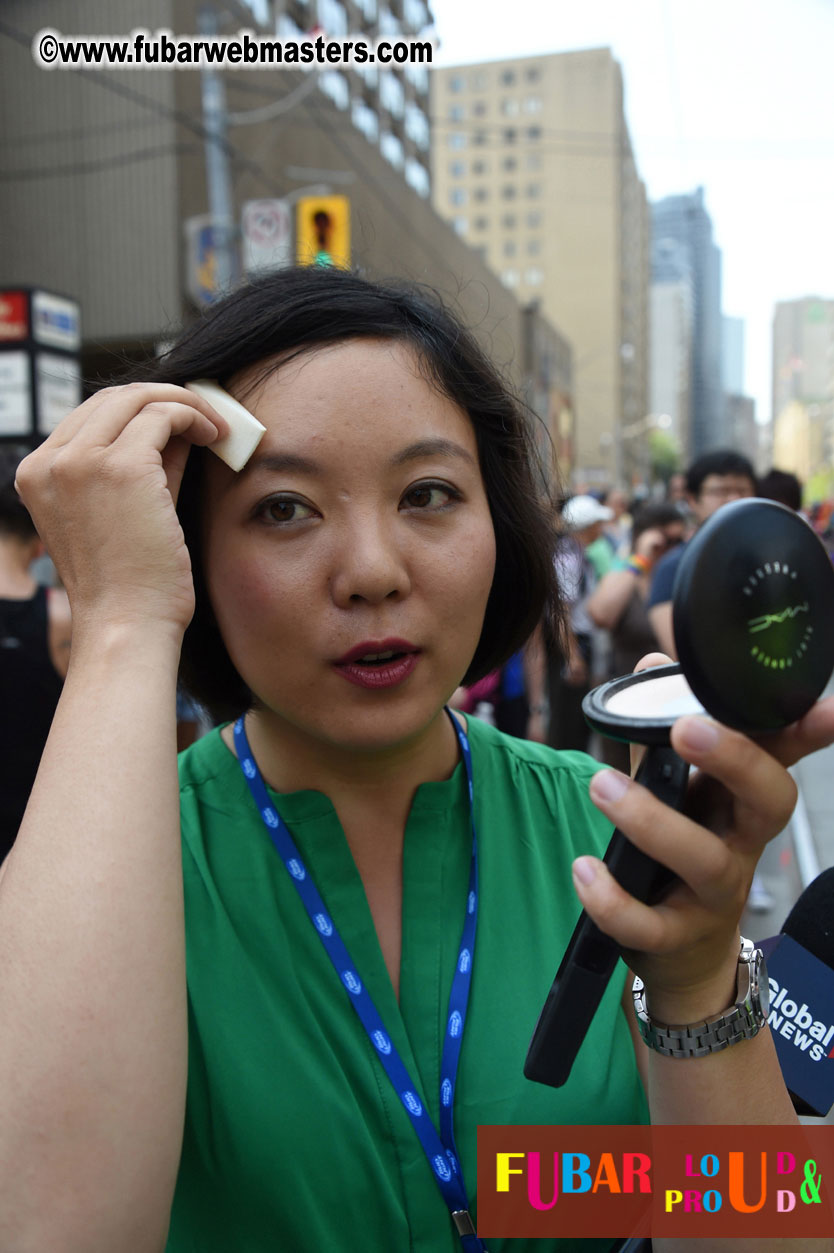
[233, 710, 486, 1252]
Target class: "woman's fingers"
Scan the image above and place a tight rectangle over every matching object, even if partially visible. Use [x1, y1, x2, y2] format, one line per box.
[38, 383, 228, 452]
[572, 851, 704, 954]
[588, 765, 739, 903]
[748, 692, 834, 769]
[670, 715, 798, 846]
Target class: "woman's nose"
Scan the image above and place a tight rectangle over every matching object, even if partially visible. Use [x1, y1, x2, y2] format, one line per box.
[329, 514, 411, 607]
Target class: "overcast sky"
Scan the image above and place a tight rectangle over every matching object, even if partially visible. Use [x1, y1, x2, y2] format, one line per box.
[429, 0, 834, 428]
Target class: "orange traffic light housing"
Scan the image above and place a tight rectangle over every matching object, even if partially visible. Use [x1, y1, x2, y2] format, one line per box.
[296, 195, 350, 268]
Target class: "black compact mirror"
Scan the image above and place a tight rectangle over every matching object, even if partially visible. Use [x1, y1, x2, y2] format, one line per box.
[583, 498, 834, 745]
[526, 499, 834, 1091]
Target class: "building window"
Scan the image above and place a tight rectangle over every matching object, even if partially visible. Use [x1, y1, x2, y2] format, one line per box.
[501, 98, 519, 116]
[472, 100, 487, 117]
[405, 158, 430, 197]
[525, 65, 541, 82]
[319, 0, 347, 36]
[501, 185, 517, 200]
[452, 216, 468, 235]
[526, 126, 541, 141]
[525, 267, 544, 286]
[379, 7, 398, 35]
[405, 63, 428, 93]
[503, 240, 517, 257]
[527, 238, 542, 256]
[472, 130, 487, 146]
[319, 71, 349, 110]
[473, 187, 489, 202]
[472, 159, 487, 174]
[526, 152, 542, 171]
[403, 0, 427, 28]
[503, 128, 517, 144]
[448, 74, 464, 92]
[471, 71, 487, 90]
[526, 183, 541, 198]
[447, 132, 466, 149]
[474, 216, 489, 230]
[450, 187, 468, 206]
[500, 69, 516, 85]
[277, 14, 303, 38]
[526, 211, 542, 228]
[352, 99, 378, 142]
[501, 213, 517, 229]
[502, 156, 517, 172]
[449, 159, 466, 177]
[449, 104, 465, 121]
[405, 102, 429, 149]
[380, 71, 405, 118]
[241, 0, 269, 21]
[501, 268, 520, 287]
[524, 96, 542, 113]
[380, 131, 405, 168]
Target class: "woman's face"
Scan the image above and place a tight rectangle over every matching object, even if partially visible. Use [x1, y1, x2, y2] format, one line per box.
[201, 339, 497, 755]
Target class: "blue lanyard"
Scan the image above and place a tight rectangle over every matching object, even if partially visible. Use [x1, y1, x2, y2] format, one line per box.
[233, 710, 486, 1252]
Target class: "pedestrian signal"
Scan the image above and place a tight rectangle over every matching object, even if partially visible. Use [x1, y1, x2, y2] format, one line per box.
[296, 195, 350, 268]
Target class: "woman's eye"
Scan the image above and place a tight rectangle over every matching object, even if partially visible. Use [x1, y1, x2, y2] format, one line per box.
[402, 482, 459, 511]
[257, 497, 316, 525]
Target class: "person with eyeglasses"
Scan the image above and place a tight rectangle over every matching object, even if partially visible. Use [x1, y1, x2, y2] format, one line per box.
[646, 449, 756, 658]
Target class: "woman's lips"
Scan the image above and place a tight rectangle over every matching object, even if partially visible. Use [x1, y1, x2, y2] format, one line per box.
[332, 639, 420, 689]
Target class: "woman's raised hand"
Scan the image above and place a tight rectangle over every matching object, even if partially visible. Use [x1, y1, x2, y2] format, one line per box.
[14, 383, 228, 640]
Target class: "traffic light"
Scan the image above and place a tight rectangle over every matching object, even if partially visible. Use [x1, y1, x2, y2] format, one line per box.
[296, 195, 350, 268]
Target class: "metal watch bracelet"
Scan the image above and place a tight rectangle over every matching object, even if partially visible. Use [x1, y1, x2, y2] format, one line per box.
[632, 937, 769, 1058]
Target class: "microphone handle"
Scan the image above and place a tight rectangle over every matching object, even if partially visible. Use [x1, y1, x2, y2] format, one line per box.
[524, 745, 690, 1088]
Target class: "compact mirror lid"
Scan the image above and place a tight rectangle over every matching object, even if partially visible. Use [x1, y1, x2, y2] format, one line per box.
[672, 498, 834, 733]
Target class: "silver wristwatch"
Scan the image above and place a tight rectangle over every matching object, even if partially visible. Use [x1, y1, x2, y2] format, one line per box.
[632, 937, 770, 1058]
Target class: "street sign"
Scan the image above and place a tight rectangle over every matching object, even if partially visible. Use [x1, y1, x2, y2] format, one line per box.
[242, 199, 291, 273]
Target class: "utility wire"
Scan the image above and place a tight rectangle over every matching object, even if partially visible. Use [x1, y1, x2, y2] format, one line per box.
[0, 17, 283, 195]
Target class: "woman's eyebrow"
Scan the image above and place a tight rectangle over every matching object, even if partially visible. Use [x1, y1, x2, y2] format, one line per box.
[240, 452, 321, 478]
[239, 440, 475, 479]
[390, 439, 476, 468]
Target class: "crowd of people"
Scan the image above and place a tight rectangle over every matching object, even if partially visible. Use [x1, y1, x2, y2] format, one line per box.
[0, 268, 832, 1252]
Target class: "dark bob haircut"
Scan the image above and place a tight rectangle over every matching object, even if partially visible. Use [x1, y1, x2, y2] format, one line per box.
[133, 267, 563, 722]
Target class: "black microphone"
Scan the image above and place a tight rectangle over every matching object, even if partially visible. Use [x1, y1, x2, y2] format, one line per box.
[759, 867, 834, 1117]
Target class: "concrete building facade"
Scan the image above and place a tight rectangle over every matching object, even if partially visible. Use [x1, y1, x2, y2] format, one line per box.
[431, 48, 649, 488]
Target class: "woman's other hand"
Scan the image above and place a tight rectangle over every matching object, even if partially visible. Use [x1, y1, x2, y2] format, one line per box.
[576, 650, 834, 1023]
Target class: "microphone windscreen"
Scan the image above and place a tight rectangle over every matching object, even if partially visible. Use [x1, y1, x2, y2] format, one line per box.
[781, 867, 834, 968]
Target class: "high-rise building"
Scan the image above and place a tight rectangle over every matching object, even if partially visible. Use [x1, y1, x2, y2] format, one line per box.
[651, 187, 722, 457]
[722, 315, 745, 396]
[772, 297, 834, 492]
[431, 49, 649, 487]
[649, 238, 693, 460]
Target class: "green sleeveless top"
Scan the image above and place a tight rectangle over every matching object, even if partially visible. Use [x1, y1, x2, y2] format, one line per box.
[168, 717, 647, 1252]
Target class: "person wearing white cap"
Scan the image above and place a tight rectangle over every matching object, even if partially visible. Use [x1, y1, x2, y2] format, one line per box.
[547, 495, 613, 752]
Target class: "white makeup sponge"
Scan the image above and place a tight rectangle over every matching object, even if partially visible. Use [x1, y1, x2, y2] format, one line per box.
[186, 379, 266, 472]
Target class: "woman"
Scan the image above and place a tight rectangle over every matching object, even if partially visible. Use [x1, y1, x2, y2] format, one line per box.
[3, 269, 828, 1253]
